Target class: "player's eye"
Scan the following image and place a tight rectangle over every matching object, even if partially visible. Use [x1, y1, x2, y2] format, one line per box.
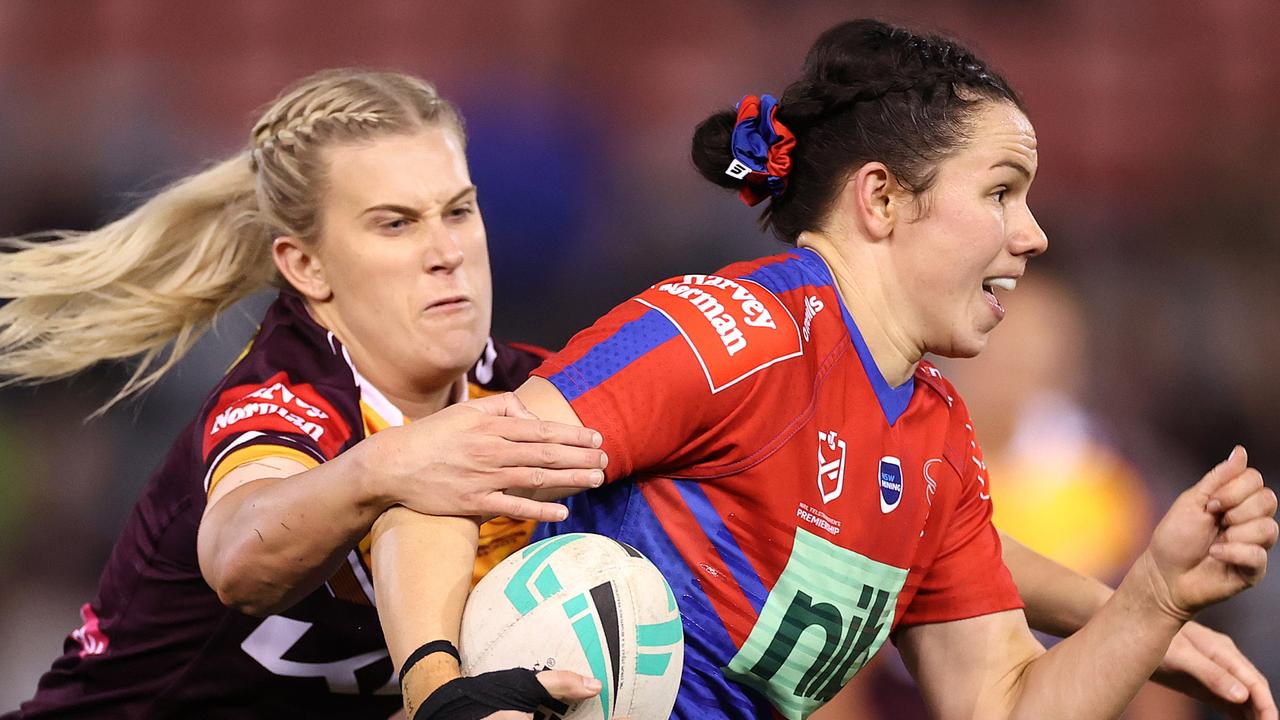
[379, 217, 413, 233]
[447, 203, 475, 221]
[991, 187, 1007, 204]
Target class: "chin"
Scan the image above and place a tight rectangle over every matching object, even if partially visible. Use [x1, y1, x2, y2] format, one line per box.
[932, 333, 989, 360]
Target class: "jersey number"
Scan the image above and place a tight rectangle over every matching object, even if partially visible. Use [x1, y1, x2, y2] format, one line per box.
[241, 616, 397, 695]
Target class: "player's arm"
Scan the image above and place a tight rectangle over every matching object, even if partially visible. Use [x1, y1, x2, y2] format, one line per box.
[898, 448, 1275, 720]
[371, 381, 606, 718]
[1002, 521, 1276, 716]
[197, 393, 605, 616]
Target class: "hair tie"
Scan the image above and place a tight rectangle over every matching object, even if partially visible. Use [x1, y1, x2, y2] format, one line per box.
[725, 94, 796, 207]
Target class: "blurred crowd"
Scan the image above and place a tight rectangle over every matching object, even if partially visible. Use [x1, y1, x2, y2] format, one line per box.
[0, 1, 1276, 715]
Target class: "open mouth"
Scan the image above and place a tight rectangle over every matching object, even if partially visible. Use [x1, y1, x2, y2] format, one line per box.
[981, 277, 1017, 315]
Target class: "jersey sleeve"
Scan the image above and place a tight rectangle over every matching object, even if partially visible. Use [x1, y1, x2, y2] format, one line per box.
[532, 273, 805, 481]
[898, 406, 1023, 626]
[198, 369, 356, 497]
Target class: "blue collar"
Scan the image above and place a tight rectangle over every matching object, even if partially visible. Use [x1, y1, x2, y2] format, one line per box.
[794, 248, 915, 426]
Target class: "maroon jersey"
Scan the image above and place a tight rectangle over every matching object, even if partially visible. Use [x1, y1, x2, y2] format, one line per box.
[9, 292, 543, 719]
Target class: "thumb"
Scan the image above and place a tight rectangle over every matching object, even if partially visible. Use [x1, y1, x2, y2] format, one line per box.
[468, 392, 538, 419]
[536, 670, 602, 701]
[1193, 446, 1248, 498]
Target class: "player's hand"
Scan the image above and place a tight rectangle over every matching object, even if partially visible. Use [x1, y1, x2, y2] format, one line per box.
[1145, 446, 1277, 618]
[480, 670, 608, 720]
[1153, 621, 1277, 720]
[364, 392, 607, 522]
[412, 666, 603, 719]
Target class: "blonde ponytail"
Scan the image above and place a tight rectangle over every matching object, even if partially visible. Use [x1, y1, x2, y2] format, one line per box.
[0, 154, 273, 411]
[0, 69, 463, 413]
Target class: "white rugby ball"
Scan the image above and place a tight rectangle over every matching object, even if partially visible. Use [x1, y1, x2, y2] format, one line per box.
[460, 533, 684, 720]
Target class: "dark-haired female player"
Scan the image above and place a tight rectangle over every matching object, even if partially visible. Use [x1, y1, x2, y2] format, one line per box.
[378, 19, 1277, 720]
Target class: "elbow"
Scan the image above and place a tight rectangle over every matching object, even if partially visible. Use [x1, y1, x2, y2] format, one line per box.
[202, 544, 292, 617]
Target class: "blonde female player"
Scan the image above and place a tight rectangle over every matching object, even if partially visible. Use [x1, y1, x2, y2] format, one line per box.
[374, 20, 1278, 720]
[0, 70, 607, 718]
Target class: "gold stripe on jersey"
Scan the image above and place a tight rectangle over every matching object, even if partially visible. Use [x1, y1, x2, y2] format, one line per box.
[474, 517, 537, 586]
[361, 399, 393, 437]
[206, 444, 320, 498]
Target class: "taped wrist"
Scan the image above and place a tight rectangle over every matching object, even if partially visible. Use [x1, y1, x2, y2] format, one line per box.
[411, 668, 555, 720]
[399, 640, 461, 686]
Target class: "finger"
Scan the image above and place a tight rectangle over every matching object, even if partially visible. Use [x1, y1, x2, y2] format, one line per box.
[480, 712, 530, 720]
[467, 392, 539, 420]
[1196, 446, 1249, 498]
[1208, 542, 1269, 574]
[1210, 469, 1266, 513]
[536, 670, 603, 700]
[1197, 632, 1278, 719]
[1173, 640, 1251, 705]
[1223, 487, 1279, 527]
[481, 493, 569, 523]
[502, 467, 605, 492]
[1218, 517, 1280, 550]
[489, 416, 603, 449]
[498, 441, 609, 471]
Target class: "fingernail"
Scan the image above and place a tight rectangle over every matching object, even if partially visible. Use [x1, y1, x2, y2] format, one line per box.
[1207, 498, 1223, 513]
[599, 452, 609, 469]
[1231, 684, 1248, 701]
[590, 470, 604, 487]
[591, 431, 603, 447]
[585, 678, 602, 692]
[555, 507, 568, 522]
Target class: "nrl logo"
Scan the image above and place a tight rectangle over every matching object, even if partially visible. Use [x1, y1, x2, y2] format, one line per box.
[817, 430, 846, 503]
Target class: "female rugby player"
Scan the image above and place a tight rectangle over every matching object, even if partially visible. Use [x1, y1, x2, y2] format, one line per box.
[0, 70, 607, 718]
[377, 20, 1278, 720]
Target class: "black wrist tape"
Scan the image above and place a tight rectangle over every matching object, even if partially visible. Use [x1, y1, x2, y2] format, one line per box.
[412, 667, 558, 720]
[399, 640, 462, 687]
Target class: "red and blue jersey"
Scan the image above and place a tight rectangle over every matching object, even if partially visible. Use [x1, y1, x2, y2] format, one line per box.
[532, 248, 1022, 720]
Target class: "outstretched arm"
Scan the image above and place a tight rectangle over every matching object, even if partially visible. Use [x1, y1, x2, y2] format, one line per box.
[1002, 507, 1276, 718]
[901, 447, 1274, 720]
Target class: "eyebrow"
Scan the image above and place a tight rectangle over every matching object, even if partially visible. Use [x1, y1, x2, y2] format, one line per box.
[991, 160, 1033, 181]
[359, 185, 477, 218]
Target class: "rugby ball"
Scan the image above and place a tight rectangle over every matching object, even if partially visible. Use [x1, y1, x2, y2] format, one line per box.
[460, 533, 684, 719]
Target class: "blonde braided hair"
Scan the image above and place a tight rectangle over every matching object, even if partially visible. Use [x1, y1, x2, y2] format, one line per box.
[0, 69, 463, 413]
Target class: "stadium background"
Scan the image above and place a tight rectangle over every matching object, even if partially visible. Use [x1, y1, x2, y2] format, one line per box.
[0, 1, 1275, 716]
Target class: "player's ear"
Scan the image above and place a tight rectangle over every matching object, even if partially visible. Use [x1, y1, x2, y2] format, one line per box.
[272, 236, 331, 301]
[836, 162, 901, 241]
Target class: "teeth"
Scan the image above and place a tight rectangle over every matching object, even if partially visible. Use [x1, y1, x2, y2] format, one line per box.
[985, 278, 1017, 292]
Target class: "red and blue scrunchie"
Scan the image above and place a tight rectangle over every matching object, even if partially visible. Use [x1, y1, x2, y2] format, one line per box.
[726, 94, 796, 207]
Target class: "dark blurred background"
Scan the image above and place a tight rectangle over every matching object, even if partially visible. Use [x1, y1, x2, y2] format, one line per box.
[0, 1, 1276, 716]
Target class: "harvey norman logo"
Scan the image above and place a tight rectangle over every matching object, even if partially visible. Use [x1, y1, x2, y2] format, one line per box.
[635, 274, 802, 393]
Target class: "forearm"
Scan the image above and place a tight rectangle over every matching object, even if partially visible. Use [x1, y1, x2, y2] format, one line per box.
[1003, 552, 1186, 720]
[371, 508, 480, 717]
[1000, 531, 1113, 637]
[198, 443, 389, 615]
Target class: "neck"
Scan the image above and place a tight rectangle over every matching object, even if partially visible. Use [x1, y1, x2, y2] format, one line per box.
[364, 370, 462, 423]
[305, 301, 463, 422]
[798, 232, 922, 386]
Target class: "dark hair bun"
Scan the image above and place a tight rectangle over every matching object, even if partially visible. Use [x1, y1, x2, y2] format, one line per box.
[690, 109, 741, 191]
[688, 18, 1022, 245]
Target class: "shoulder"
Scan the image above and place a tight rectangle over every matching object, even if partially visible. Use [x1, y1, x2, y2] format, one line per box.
[197, 293, 361, 463]
[632, 269, 806, 393]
